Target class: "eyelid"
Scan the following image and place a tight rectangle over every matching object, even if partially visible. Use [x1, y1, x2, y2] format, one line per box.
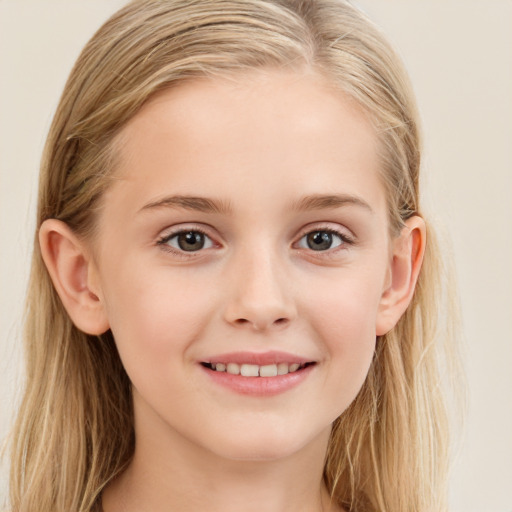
[154, 222, 355, 258]
[156, 224, 221, 256]
[293, 223, 356, 252]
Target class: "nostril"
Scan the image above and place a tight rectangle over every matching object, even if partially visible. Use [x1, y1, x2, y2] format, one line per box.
[232, 316, 289, 330]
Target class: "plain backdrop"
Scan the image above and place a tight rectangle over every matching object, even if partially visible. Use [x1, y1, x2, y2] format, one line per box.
[1, 1, 511, 510]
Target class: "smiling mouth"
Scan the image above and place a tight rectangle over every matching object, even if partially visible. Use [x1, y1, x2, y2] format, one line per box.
[200, 361, 316, 377]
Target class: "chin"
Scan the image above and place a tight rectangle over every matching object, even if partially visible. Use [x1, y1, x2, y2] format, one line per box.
[218, 445, 300, 463]
[206, 426, 327, 463]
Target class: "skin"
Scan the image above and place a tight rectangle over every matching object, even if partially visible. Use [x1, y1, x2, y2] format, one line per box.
[40, 69, 425, 512]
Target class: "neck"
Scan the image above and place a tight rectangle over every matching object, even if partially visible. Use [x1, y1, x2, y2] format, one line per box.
[102, 404, 341, 512]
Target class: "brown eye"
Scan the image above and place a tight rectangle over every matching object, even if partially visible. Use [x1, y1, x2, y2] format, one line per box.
[298, 230, 345, 251]
[177, 231, 205, 251]
[162, 230, 213, 252]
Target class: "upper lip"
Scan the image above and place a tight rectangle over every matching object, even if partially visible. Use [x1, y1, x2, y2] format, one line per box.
[201, 350, 314, 366]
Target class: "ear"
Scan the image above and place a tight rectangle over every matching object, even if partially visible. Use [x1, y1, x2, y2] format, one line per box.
[376, 216, 426, 336]
[39, 219, 110, 335]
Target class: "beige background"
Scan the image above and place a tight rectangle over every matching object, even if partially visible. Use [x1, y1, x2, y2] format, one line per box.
[1, 1, 511, 510]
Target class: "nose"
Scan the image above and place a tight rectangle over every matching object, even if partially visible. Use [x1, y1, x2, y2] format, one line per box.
[223, 250, 296, 332]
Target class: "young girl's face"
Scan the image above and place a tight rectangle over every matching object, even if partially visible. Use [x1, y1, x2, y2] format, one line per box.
[87, 69, 402, 461]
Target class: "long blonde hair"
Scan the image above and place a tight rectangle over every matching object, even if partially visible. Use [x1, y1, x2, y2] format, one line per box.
[9, 1, 462, 511]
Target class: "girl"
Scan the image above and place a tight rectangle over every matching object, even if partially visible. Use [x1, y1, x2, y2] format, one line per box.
[8, 1, 461, 511]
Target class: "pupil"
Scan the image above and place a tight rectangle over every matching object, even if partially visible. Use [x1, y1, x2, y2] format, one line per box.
[178, 231, 205, 251]
[307, 231, 332, 251]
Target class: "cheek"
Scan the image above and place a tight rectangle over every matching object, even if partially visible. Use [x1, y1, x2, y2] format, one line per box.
[304, 272, 383, 404]
[306, 267, 384, 344]
[100, 272, 220, 416]
[100, 264, 218, 367]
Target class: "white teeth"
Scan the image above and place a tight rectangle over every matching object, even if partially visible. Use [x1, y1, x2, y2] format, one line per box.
[259, 364, 278, 377]
[277, 362, 289, 375]
[226, 363, 240, 375]
[240, 364, 259, 377]
[209, 361, 309, 377]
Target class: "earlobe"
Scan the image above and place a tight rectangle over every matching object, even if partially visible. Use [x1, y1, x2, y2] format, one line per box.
[376, 216, 426, 336]
[39, 219, 110, 335]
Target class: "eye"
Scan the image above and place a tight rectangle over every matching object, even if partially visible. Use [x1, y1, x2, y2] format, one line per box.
[159, 230, 214, 252]
[297, 230, 346, 251]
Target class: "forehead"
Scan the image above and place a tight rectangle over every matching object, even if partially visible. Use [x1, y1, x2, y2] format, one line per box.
[108, 69, 385, 216]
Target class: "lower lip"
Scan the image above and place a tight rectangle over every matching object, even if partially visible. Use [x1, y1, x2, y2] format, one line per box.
[200, 364, 315, 396]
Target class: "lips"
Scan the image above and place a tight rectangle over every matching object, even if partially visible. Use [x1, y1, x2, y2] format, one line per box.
[199, 351, 316, 396]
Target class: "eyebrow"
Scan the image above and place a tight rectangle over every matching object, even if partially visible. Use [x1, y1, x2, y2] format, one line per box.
[139, 195, 232, 214]
[292, 194, 374, 214]
[139, 193, 373, 215]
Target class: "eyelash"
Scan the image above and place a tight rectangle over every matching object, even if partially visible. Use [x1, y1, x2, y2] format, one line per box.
[295, 226, 355, 253]
[156, 225, 355, 257]
[157, 226, 215, 257]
